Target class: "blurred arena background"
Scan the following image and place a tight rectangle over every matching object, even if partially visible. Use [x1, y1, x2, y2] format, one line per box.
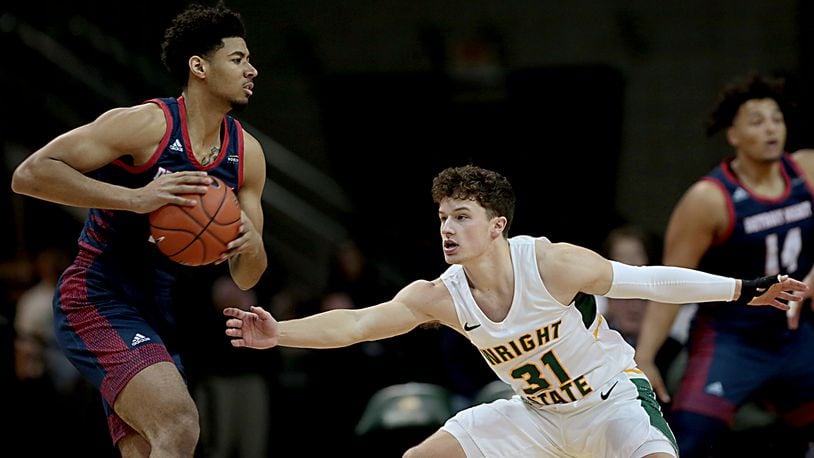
[3, 0, 813, 292]
[2, 1, 814, 456]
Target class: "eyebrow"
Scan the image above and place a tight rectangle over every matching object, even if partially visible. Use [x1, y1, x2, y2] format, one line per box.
[228, 50, 248, 59]
[439, 206, 472, 215]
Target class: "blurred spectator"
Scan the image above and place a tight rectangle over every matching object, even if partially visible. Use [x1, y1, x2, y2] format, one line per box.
[14, 246, 75, 387]
[322, 238, 399, 311]
[598, 225, 693, 374]
[12, 246, 111, 456]
[284, 238, 449, 455]
[175, 265, 277, 458]
[598, 225, 652, 345]
[0, 254, 34, 388]
[193, 274, 271, 458]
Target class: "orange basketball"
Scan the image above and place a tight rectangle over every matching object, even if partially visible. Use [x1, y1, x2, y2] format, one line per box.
[149, 176, 241, 266]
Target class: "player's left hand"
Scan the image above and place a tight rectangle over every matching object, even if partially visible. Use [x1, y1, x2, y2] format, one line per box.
[215, 211, 261, 264]
[747, 275, 807, 311]
[224, 305, 278, 349]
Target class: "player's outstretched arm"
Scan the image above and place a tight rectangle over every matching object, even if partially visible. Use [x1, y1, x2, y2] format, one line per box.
[602, 261, 806, 310]
[223, 302, 421, 350]
[224, 279, 439, 350]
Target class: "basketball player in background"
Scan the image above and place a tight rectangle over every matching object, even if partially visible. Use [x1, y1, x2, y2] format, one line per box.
[224, 164, 804, 457]
[10, 3, 267, 456]
[635, 74, 814, 457]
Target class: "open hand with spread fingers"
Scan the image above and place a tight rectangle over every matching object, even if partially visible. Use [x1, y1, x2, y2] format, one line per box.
[223, 306, 279, 349]
[741, 274, 808, 310]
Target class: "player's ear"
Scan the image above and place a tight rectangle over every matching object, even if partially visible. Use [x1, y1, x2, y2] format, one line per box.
[189, 56, 206, 79]
[492, 216, 507, 236]
[725, 126, 739, 148]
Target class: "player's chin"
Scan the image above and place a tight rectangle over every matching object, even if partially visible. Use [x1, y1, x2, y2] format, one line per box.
[761, 148, 784, 161]
[230, 99, 250, 113]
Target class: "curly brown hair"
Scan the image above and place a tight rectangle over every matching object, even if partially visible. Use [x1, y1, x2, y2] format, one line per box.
[161, 2, 246, 88]
[431, 165, 515, 237]
[705, 73, 787, 137]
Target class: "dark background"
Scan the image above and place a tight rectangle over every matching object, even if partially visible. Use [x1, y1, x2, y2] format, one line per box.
[3, 1, 814, 456]
[4, 1, 814, 288]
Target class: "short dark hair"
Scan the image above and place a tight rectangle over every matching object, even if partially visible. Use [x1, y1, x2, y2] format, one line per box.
[705, 74, 787, 137]
[161, 2, 246, 88]
[431, 165, 516, 237]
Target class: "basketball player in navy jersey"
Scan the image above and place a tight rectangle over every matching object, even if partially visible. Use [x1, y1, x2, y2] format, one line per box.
[635, 74, 814, 457]
[10, 3, 267, 457]
[223, 164, 804, 457]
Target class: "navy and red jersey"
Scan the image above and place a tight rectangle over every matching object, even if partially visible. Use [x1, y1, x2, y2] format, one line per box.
[696, 153, 814, 337]
[71, 95, 244, 307]
[52, 96, 247, 444]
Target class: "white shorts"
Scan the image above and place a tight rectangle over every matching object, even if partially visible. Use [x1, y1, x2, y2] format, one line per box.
[442, 371, 677, 458]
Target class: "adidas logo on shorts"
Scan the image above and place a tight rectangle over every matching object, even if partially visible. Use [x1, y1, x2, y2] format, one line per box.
[131, 333, 151, 347]
[704, 381, 725, 397]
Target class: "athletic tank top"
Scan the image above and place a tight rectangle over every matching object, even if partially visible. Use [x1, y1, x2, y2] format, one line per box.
[440, 235, 634, 408]
[72, 96, 244, 304]
[697, 153, 814, 336]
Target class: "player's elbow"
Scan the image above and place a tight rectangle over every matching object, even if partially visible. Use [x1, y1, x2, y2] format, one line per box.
[234, 274, 260, 291]
[11, 154, 57, 197]
[11, 160, 38, 196]
[233, 259, 267, 290]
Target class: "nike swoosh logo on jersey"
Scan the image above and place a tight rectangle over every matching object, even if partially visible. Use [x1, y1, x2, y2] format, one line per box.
[464, 322, 481, 331]
[600, 381, 619, 400]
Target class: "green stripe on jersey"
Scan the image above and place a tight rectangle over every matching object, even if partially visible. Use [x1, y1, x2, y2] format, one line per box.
[632, 378, 678, 451]
[574, 292, 597, 329]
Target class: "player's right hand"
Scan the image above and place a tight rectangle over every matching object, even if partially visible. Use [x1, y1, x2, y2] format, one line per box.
[636, 358, 670, 403]
[223, 305, 279, 349]
[133, 171, 212, 213]
[787, 271, 814, 329]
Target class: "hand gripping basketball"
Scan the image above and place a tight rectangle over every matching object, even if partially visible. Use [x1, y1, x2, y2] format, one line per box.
[149, 176, 241, 266]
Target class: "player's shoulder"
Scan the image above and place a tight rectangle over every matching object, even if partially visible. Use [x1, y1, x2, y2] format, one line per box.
[531, 238, 584, 276]
[98, 101, 163, 119]
[665, 177, 730, 235]
[532, 236, 552, 251]
[240, 125, 260, 143]
[403, 278, 448, 297]
[679, 177, 728, 209]
[77, 103, 167, 153]
[397, 278, 457, 325]
[238, 128, 266, 186]
[508, 235, 551, 256]
[395, 278, 451, 309]
[245, 131, 264, 154]
[791, 148, 814, 158]
[92, 102, 166, 132]
[537, 240, 592, 265]
[790, 149, 814, 175]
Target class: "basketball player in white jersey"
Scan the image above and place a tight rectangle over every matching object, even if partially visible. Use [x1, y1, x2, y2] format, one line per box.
[223, 165, 805, 457]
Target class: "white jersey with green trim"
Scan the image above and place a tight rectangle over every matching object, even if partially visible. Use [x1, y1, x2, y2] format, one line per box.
[440, 235, 635, 408]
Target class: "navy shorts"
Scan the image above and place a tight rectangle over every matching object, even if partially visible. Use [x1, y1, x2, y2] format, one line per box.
[53, 251, 181, 444]
[673, 316, 814, 428]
